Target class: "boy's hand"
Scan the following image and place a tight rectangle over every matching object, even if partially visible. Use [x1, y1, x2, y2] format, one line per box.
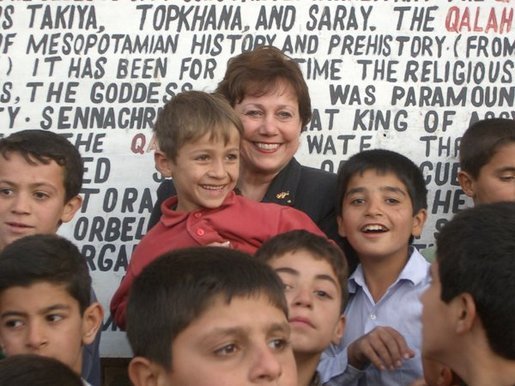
[347, 326, 415, 371]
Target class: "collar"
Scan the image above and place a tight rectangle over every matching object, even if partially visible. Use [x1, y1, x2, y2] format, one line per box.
[348, 247, 429, 293]
[160, 191, 237, 227]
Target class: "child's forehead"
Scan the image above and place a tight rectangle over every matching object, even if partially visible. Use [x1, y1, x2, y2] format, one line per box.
[0, 281, 79, 310]
[347, 168, 409, 191]
[269, 250, 341, 287]
[202, 288, 284, 318]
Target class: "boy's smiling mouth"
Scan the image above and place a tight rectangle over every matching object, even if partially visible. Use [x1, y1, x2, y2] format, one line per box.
[201, 184, 226, 191]
[361, 224, 388, 233]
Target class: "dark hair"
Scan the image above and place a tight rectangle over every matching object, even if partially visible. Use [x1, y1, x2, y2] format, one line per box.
[215, 45, 312, 129]
[437, 202, 515, 359]
[0, 354, 83, 386]
[255, 230, 349, 310]
[460, 118, 515, 179]
[126, 246, 287, 370]
[154, 91, 243, 161]
[0, 234, 91, 313]
[0, 130, 83, 202]
[336, 149, 428, 216]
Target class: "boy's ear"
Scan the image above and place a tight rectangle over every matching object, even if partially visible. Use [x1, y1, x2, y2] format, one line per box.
[336, 215, 346, 237]
[154, 151, 173, 178]
[60, 195, 82, 224]
[453, 293, 477, 335]
[81, 302, 104, 346]
[411, 208, 427, 238]
[457, 170, 475, 199]
[129, 357, 169, 386]
[331, 315, 346, 345]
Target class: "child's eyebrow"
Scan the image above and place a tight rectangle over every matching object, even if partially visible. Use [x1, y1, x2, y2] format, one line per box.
[0, 311, 28, 319]
[379, 186, 407, 196]
[39, 304, 71, 314]
[203, 321, 290, 340]
[274, 267, 339, 288]
[0, 304, 71, 319]
[344, 187, 366, 197]
[274, 267, 299, 277]
[496, 166, 515, 173]
[314, 274, 339, 288]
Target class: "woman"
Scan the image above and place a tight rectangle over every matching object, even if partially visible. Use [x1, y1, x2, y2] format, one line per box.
[148, 46, 357, 271]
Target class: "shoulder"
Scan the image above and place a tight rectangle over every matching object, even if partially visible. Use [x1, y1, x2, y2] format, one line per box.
[298, 163, 337, 185]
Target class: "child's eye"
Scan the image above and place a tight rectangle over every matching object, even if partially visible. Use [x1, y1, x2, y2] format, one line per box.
[499, 174, 515, 182]
[0, 188, 14, 197]
[314, 290, 332, 299]
[282, 283, 294, 292]
[33, 191, 50, 200]
[350, 198, 365, 205]
[4, 319, 24, 329]
[214, 343, 238, 356]
[226, 153, 239, 161]
[268, 338, 289, 351]
[385, 198, 400, 204]
[195, 154, 210, 161]
[46, 314, 64, 323]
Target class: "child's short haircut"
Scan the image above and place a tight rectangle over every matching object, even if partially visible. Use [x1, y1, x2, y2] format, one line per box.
[154, 91, 244, 161]
[255, 230, 349, 310]
[336, 149, 428, 216]
[459, 118, 515, 178]
[0, 234, 91, 313]
[215, 45, 312, 128]
[436, 202, 515, 359]
[0, 354, 84, 386]
[0, 130, 83, 202]
[126, 246, 287, 370]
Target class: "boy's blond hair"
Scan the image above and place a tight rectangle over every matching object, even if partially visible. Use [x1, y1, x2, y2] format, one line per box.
[154, 91, 244, 161]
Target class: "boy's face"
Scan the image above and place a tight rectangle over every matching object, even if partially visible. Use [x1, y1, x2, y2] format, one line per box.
[154, 294, 297, 386]
[159, 128, 240, 212]
[420, 263, 454, 365]
[459, 142, 515, 204]
[268, 250, 344, 356]
[0, 282, 98, 374]
[0, 152, 81, 251]
[337, 169, 426, 262]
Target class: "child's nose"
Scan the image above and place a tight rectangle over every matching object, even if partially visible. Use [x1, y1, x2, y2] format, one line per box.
[292, 287, 313, 308]
[248, 343, 283, 382]
[365, 198, 383, 216]
[26, 321, 48, 350]
[11, 192, 31, 214]
[208, 159, 227, 178]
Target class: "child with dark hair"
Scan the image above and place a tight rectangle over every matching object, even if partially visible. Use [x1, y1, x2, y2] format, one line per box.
[0, 129, 101, 386]
[126, 246, 297, 386]
[458, 118, 515, 204]
[256, 230, 351, 386]
[319, 149, 429, 386]
[0, 354, 84, 386]
[110, 90, 326, 329]
[418, 118, 515, 385]
[421, 202, 515, 386]
[0, 129, 83, 250]
[0, 234, 103, 386]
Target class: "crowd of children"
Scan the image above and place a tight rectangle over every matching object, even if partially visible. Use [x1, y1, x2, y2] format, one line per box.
[0, 47, 514, 386]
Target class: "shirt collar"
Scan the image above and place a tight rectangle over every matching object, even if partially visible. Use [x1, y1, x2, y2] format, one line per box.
[160, 191, 237, 227]
[348, 247, 429, 293]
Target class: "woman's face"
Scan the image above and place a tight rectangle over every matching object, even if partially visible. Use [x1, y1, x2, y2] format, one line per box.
[233, 80, 302, 177]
